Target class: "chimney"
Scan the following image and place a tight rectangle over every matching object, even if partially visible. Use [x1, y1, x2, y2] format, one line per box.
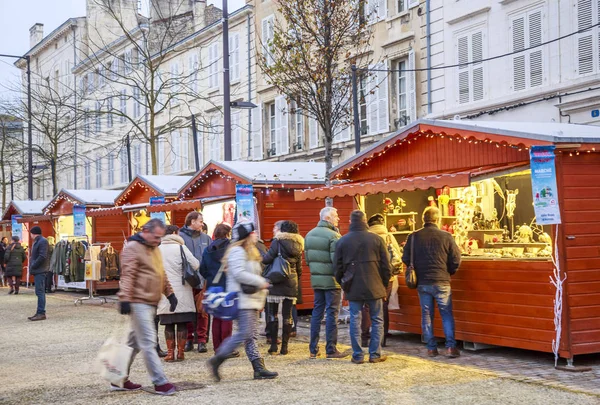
[29, 23, 44, 48]
[193, 0, 206, 31]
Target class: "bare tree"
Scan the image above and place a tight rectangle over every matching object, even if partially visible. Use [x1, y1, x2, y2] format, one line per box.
[258, 0, 375, 194]
[82, 0, 218, 175]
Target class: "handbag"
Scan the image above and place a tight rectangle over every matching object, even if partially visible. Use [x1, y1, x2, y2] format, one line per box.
[405, 233, 418, 289]
[181, 246, 203, 289]
[263, 242, 291, 284]
[203, 265, 239, 320]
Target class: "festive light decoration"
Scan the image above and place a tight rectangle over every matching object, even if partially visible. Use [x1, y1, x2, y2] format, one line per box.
[550, 225, 566, 368]
[116, 180, 159, 205]
[179, 168, 244, 199]
[44, 193, 82, 214]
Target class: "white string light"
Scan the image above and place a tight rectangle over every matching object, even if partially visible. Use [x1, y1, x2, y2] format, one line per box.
[550, 224, 566, 368]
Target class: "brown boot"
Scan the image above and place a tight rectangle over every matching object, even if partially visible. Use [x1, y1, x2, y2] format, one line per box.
[176, 329, 187, 361]
[164, 339, 176, 362]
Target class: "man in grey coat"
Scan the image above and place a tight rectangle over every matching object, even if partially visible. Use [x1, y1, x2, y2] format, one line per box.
[180, 211, 213, 352]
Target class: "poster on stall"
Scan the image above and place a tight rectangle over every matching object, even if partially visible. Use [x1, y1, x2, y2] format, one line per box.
[149, 196, 166, 223]
[530, 146, 561, 225]
[11, 215, 22, 240]
[235, 185, 255, 224]
[73, 205, 87, 236]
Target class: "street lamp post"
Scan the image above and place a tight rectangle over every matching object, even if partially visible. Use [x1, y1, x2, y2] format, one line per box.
[0, 53, 33, 200]
[222, 0, 232, 161]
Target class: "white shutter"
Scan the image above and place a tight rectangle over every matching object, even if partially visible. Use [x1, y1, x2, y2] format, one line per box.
[309, 116, 319, 148]
[408, 0, 419, 8]
[377, 63, 389, 134]
[209, 43, 219, 88]
[471, 31, 484, 101]
[172, 131, 180, 172]
[229, 33, 240, 81]
[251, 105, 263, 160]
[232, 112, 241, 160]
[457, 35, 470, 104]
[125, 50, 132, 73]
[378, 0, 387, 20]
[576, 0, 595, 75]
[275, 95, 288, 155]
[262, 16, 275, 66]
[112, 58, 119, 80]
[528, 10, 543, 87]
[407, 50, 417, 123]
[182, 130, 189, 170]
[511, 16, 526, 91]
[197, 126, 204, 167]
[366, 66, 378, 134]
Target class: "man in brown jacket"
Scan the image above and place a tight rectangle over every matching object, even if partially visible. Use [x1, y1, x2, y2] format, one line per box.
[115, 219, 178, 396]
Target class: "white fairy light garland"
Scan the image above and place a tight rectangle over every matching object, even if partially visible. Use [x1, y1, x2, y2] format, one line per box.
[550, 224, 566, 368]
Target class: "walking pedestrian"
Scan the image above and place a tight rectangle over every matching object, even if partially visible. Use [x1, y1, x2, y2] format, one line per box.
[199, 223, 238, 355]
[45, 237, 55, 293]
[27, 226, 49, 321]
[334, 210, 391, 364]
[157, 225, 199, 363]
[0, 236, 8, 287]
[4, 236, 25, 295]
[263, 220, 283, 345]
[262, 220, 304, 355]
[361, 214, 402, 348]
[402, 206, 461, 358]
[179, 211, 212, 353]
[305, 207, 347, 359]
[208, 222, 278, 382]
[116, 219, 178, 395]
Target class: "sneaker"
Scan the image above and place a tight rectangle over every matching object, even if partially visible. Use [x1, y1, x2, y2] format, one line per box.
[446, 347, 460, 358]
[110, 380, 142, 391]
[154, 383, 176, 396]
[351, 357, 365, 365]
[369, 355, 388, 363]
[309, 351, 320, 359]
[326, 351, 348, 359]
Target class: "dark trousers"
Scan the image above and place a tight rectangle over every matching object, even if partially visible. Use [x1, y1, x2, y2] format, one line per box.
[212, 318, 233, 351]
[45, 272, 54, 292]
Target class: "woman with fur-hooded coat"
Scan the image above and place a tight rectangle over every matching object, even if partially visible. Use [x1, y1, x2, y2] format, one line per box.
[262, 220, 304, 355]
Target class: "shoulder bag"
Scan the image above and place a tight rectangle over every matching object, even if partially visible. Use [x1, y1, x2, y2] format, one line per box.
[181, 246, 204, 289]
[213, 262, 258, 295]
[405, 233, 418, 289]
[263, 242, 291, 284]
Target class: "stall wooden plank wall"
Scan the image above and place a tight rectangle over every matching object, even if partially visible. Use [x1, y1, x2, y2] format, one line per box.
[91, 215, 130, 291]
[259, 192, 355, 310]
[392, 260, 556, 353]
[560, 153, 600, 356]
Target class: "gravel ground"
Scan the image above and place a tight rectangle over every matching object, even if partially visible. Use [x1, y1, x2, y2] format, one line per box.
[1, 288, 599, 405]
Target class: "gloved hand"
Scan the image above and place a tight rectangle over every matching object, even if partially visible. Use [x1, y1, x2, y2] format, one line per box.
[167, 294, 178, 312]
[120, 302, 131, 315]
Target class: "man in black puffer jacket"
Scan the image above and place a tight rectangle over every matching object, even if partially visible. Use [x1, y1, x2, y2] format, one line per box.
[335, 211, 390, 364]
[28, 226, 49, 321]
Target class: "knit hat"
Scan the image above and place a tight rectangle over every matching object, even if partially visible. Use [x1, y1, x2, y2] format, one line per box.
[232, 221, 255, 242]
[368, 213, 385, 227]
[30, 226, 42, 235]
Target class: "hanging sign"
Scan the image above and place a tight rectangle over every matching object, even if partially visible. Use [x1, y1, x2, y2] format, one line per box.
[11, 215, 22, 240]
[73, 205, 87, 236]
[235, 185, 255, 225]
[149, 196, 166, 223]
[530, 146, 561, 225]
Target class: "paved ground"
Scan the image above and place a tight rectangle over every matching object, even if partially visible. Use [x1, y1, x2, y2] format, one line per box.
[1, 286, 599, 405]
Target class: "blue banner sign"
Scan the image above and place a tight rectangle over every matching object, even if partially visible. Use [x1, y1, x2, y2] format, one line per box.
[73, 205, 87, 236]
[150, 196, 166, 223]
[11, 215, 22, 240]
[530, 146, 561, 225]
[235, 185, 255, 225]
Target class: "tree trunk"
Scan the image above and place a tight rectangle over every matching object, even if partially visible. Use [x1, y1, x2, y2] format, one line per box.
[323, 125, 334, 208]
[0, 132, 6, 211]
[149, 113, 157, 175]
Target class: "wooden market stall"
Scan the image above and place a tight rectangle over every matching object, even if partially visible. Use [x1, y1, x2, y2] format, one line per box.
[44, 189, 122, 291]
[295, 119, 600, 361]
[1, 200, 51, 284]
[176, 161, 355, 310]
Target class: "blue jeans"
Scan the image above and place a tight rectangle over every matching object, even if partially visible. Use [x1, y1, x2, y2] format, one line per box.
[126, 304, 169, 385]
[309, 289, 341, 355]
[34, 273, 46, 315]
[417, 284, 456, 350]
[349, 299, 383, 360]
[217, 309, 261, 362]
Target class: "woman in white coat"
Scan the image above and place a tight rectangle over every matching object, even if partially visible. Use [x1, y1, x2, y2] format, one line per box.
[158, 225, 200, 362]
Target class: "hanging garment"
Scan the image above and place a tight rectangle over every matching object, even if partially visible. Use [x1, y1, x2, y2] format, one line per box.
[99, 247, 120, 281]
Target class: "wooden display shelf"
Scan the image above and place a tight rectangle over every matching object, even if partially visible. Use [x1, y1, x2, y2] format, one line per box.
[386, 211, 418, 216]
[390, 231, 412, 235]
[486, 242, 549, 249]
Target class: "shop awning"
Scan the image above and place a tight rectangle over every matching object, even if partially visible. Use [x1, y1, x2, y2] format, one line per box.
[16, 215, 53, 224]
[121, 203, 149, 213]
[86, 206, 124, 217]
[295, 172, 471, 201]
[146, 200, 202, 213]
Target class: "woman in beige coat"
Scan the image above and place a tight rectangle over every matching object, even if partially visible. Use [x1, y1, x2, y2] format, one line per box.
[157, 225, 200, 362]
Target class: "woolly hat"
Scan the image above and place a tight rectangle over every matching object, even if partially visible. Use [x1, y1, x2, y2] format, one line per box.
[30, 226, 42, 235]
[232, 221, 255, 242]
[368, 213, 385, 227]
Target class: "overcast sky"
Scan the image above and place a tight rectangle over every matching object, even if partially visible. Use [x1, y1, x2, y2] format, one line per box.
[0, 0, 245, 100]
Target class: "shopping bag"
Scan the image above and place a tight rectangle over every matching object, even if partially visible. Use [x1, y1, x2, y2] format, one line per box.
[96, 336, 133, 387]
[388, 276, 400, 310]
[203, 286, 239, 320]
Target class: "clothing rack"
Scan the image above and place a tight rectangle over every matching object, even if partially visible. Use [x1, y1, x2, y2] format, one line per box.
[73, 239, 117, 306]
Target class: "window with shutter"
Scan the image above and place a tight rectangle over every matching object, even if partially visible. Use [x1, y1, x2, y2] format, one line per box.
[84, 162, 91, 189]
[120, 149, 128, 183]
[181, 129, 190, 170]
[95, 101, 102, 132]
[208, 43, 219, 89]
[120, 89, 127, 123]
[95, 155, 102, 188]
[365, 0, 386, 23]
[456, 30, 485, 104]
[365, 62, 389, 135]
[107, 98, 113, 128]
[111, 58, 119, 80]
[133, 144, 142, 175]
[172, 132, 181, 172]
[510, 8, 545, 91]
[576, 0, 600, 75]
[229, 33, 240, 81]
[170, 62, 180, 106]
[232, 112, 242, 160]
[125, 50, 132, 74]
[108, 154, 115, 186]
[406, 50, 417, 124]
[274, 96, 289, 155]
[251, 105, 263, 160]
[262, 15, 275, 66]
[309, 116, 319, 149]
[210, 116, 221, 161]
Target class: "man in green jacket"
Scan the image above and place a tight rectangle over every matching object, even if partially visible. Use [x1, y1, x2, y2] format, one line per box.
[305, 207, 346, 359]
